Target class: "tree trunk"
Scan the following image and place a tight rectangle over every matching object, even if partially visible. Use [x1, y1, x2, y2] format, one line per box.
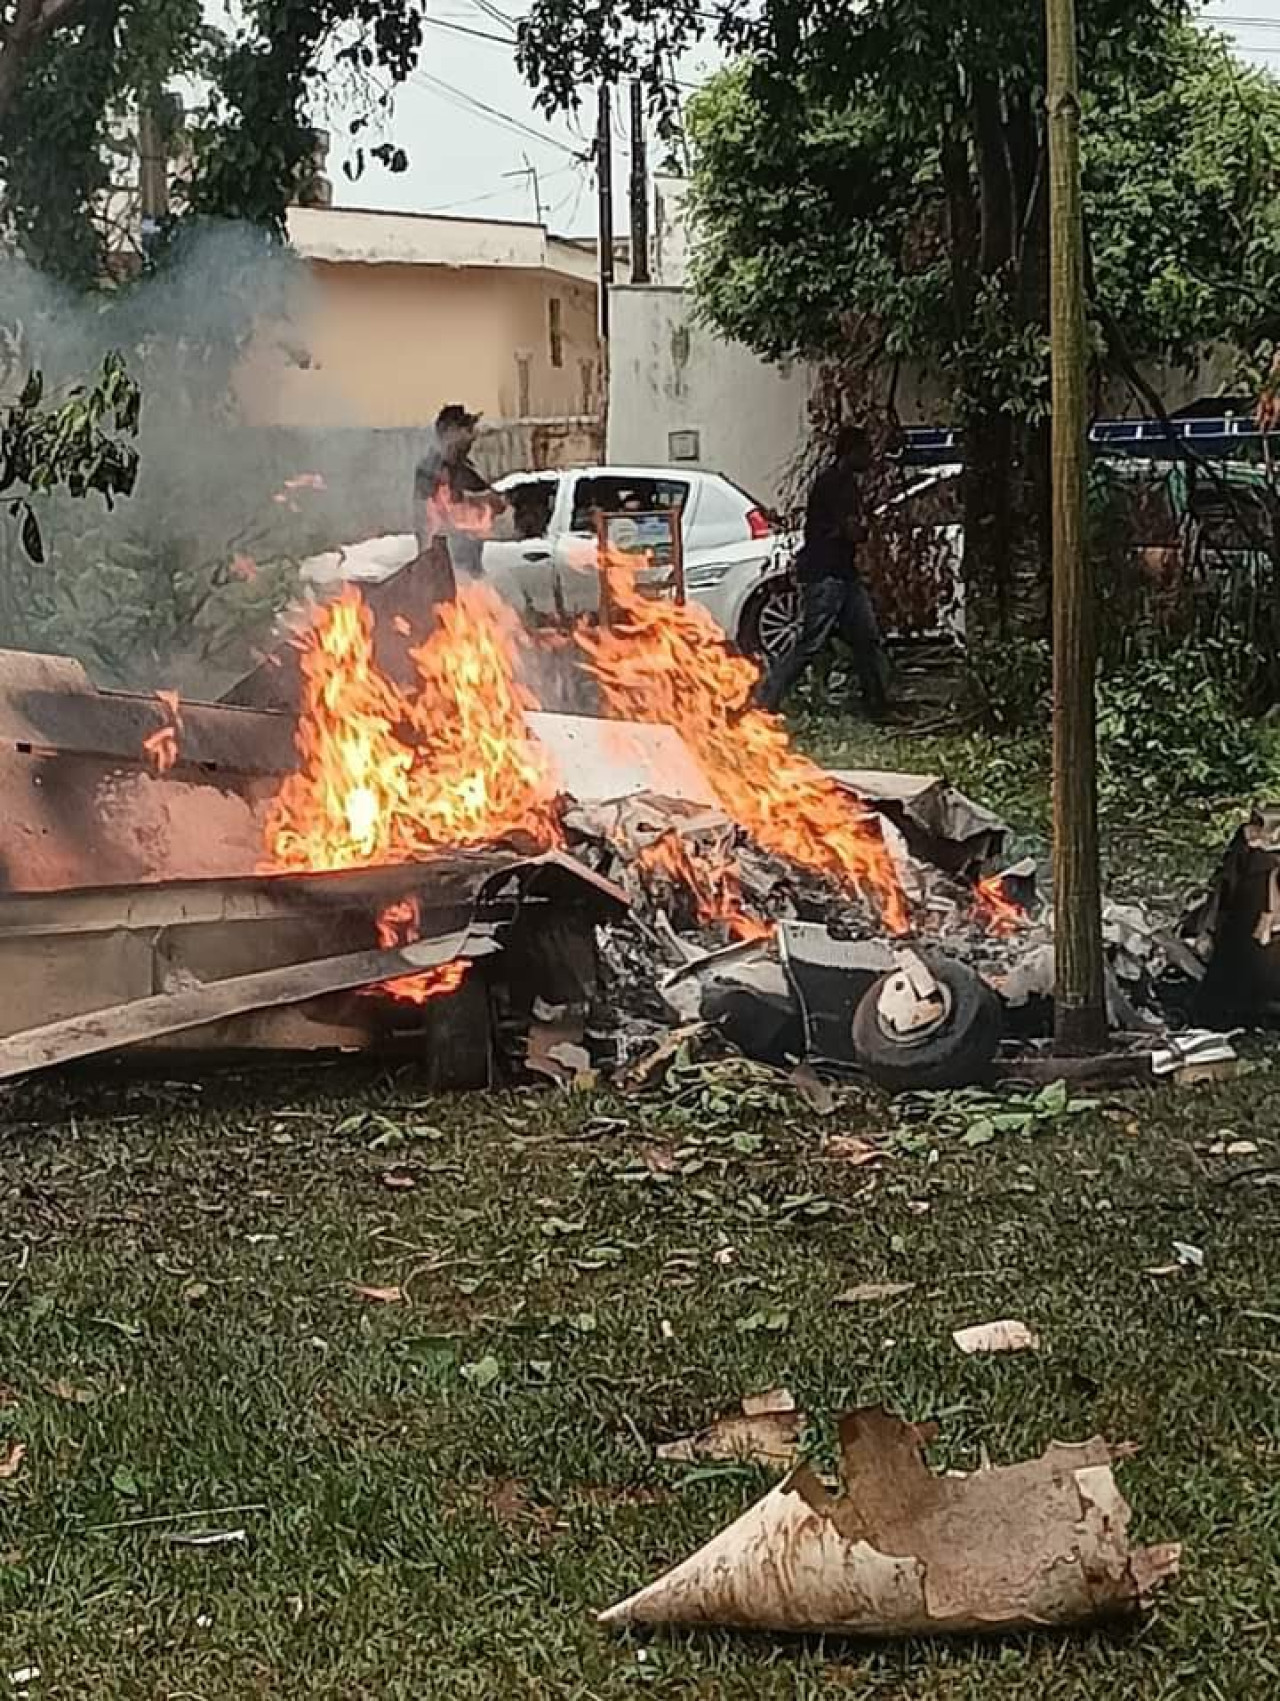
[1047, 0, 1106, 1051]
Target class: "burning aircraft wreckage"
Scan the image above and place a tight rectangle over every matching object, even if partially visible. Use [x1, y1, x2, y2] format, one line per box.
[0, 552, 1266, 1091]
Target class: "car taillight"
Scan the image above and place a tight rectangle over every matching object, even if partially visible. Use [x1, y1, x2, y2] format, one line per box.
[746, 507, 772, 540]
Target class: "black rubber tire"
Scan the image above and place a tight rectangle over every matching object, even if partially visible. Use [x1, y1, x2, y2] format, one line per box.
[851, 952, 1002, 1092]
[739, 575, 799, 663]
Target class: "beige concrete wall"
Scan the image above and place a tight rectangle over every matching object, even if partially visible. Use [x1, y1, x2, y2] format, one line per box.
[236, 260, 601, 428]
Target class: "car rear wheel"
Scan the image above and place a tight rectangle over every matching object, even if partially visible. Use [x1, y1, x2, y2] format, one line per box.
[741, 576, 798, 663]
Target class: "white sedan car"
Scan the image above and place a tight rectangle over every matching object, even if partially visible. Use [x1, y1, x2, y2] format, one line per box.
[301, 465, 801, 662]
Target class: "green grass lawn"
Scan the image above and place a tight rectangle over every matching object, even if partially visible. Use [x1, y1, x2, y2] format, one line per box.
[3, 709, 1279, 1698]
[4, 1054, 1280, 1699]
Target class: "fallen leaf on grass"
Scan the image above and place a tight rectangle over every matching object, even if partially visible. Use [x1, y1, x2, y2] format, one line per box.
[824, 1135, 886, 1167]
[43, 1379, 94, 1405]
[600, 1406, 1180, 1635]
[834, 1282, 916, 1306]
[1208, 1139, 1260, 1157]
[1172, 1241, 1205, 1269]
[381, 1172, 417, 1191]
[952, 1319, 1039, 1355]
[789, 1064, 836, 1116]
[181, 1281, 209, 1305]
[484, 1477, 560, 1537]
[639, 1144, 677, 1176]
[351, 1283, 405, 1305]
[1144, 1264, 1182, 1279]
[461, 1354, 502, 1390]
[0, 1442, 26, 1481]
[657, 1387, 805, 1468]
[737, 1307, 791, 1335]
[0, 1385, 18, 1410]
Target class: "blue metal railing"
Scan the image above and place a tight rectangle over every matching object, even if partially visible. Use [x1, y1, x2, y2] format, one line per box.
[900, 415, 1272, 466]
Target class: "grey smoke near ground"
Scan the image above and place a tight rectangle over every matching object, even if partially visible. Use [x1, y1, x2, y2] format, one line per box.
[1, 222, 422, 698]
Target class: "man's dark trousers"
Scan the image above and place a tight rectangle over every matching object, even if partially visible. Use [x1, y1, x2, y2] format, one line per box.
[757, 574, 888, 713]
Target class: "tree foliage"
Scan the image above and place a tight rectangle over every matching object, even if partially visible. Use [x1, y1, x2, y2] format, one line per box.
[520, 2, 1280, 623]
[0, 0, 428, 279]
[682, 25, 1280, 396]
[0, 348, 139, 555]
[0, 0, 430, 681]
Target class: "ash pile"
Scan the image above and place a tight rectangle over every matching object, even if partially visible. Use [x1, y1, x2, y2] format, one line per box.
[550, 765, 1229, 1093]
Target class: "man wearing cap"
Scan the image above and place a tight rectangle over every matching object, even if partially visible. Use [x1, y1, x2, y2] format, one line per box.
[413, 403, 505, 594]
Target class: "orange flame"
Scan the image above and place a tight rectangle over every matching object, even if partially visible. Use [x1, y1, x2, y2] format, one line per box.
[143, 726, 178, 773]
[143, 690, 183, 774]
[634, 830, 771, 942]
[973, 873, 1026, 936]
[425, 488, 496, 540]
[265, 584, 560, 873]
[578, 553, 907, 931]
[370, 896, 470, 1005]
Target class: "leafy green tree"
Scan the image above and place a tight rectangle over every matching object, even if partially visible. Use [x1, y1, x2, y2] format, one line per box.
[517, 0, 1280, 625]
[0, 0, 429, 682]
[0, 348, 139, 551]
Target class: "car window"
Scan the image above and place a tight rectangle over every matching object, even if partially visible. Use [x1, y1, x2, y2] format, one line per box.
[686, 477, 749, 550]
[489, 475, 557, 543]
[569, 475, 691, 533]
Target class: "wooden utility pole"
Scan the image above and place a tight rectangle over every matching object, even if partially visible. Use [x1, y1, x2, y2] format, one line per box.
[628, 80, 651, 283]
[1047, 0, 1106, 1049]
[596, 85, 615, 344]
[137, 92, 169, 264]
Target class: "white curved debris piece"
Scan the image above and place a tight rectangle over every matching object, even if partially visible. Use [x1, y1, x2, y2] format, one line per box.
[600, 1407, 1180, 1637]
[952, 1318, 1040, 1355]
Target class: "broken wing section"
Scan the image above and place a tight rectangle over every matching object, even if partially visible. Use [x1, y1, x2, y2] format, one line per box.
[600, 1407, 1179, 1637]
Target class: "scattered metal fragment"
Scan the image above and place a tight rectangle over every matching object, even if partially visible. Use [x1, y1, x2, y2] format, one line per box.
[601, 1407, 1180, 1636]
[833, 1282, 916, 1305]
[656, 1388, 805, 1468]
[952, 1319, 1040, 1355]
[166, 1528, 248, 1548]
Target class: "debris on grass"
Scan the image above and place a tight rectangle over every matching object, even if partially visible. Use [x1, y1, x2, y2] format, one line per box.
[834, 1281, 916, 1306]
[952, 1319, 1039, 1355]
[788, 1064, 837, 1116]
[8, 1666, 39, 1688]
[350, 1283, 405, 1304]
[601, 1406, 1180, 1636]
[1208, 1138, 1259, 1157]
[0, 1442, 27, 1481]
[823, 1134, 887, 1166]
[1172, 1241, 1206, 1269]
[483, 1478, 560, 1537]
[656, 1387, 805, 1467]
[617, 1024, 708, 1093]
[42, 1378, 94, 1404]
[167, 1527, 248, 1548]
[1150, 1031, 1241, 1084]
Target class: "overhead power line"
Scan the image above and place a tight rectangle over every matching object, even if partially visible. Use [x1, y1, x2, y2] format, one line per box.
[423, 15, 514, 46]
[465, 0, 520, 36]
[411, 69, 587, 157]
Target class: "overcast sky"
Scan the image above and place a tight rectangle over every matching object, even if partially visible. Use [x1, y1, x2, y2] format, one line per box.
[321, 0, 1280, 236]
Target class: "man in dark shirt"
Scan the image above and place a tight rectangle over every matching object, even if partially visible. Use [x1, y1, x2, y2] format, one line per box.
[413, 402, 505, 586]
[757, 423, 890, 716]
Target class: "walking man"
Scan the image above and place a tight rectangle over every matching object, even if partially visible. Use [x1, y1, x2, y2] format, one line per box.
[757, 424, 890, 716]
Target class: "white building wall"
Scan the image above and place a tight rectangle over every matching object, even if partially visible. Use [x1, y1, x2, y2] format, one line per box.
[652, 175, 691, 287]
[607, 285, 814, 509]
